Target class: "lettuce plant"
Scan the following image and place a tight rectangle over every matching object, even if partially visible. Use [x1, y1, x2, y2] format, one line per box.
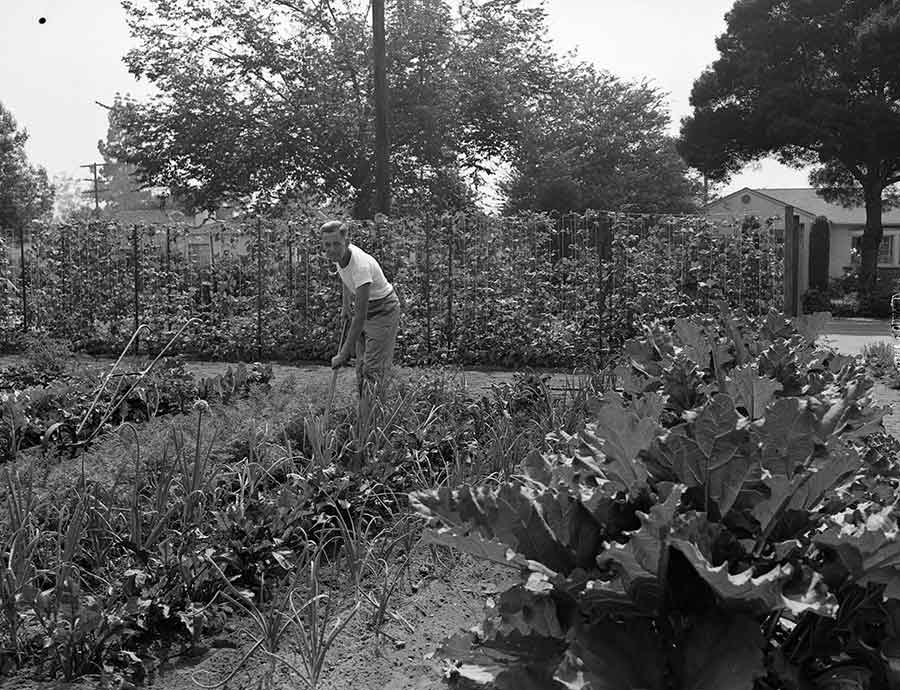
[413, 308, 899, 690]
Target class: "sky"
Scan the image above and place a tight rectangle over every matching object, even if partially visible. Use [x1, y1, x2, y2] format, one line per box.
[0, 0, 811, 199]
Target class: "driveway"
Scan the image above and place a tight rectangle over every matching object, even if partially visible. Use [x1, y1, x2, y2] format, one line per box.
[819, 317, 893, 356]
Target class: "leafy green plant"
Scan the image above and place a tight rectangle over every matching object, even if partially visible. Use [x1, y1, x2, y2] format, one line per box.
[802, 288, 833, 314]
[413, 307, 897, 690]
[193, 556, 303, 690]
[195, 545, 359, 690]
[862, 341, 898, 384]
[196, 362, 272, 405]
[279, 547, 360, 689]
[361, 515, 420, 646]
[0, 467, 42, 669]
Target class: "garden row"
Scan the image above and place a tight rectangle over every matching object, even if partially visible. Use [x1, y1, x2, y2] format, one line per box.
[0, 334, 272, 462]
[1, 210, 784, 367]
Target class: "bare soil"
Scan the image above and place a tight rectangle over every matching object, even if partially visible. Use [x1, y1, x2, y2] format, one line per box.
[3, 551, 516, 690]
[157, 554, 516, 690]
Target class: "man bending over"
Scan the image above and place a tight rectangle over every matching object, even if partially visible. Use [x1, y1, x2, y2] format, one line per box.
[320, 220, 401, 397]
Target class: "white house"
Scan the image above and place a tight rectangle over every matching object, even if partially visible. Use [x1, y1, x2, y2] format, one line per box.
[704, 187, 900, 295]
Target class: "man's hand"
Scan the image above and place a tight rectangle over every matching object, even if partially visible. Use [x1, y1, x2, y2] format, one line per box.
[340, 307, 351, 324]
[331, 352, 348, 369]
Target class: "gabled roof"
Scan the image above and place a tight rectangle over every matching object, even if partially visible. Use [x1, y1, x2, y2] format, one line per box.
[709, 187, 900, 225]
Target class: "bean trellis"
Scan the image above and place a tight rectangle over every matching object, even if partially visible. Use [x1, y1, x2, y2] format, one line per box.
[0, 211, 784, 367]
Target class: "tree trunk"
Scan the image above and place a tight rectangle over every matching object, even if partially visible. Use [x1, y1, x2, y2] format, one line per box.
[372, 0, 390, 216]
[858, 185, 884, 293]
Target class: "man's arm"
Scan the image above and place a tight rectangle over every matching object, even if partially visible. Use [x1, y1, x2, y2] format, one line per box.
[341, 283, 353, 321]
[338, 282, 370, 361]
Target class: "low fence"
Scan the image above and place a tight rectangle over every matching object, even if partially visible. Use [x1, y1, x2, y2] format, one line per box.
[0, 211, 784, 367]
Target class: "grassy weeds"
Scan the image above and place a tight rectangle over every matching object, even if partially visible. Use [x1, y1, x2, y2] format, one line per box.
[862, 340, 900, 387]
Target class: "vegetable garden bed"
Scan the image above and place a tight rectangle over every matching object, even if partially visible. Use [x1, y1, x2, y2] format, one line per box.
[3, 307, 900, 690]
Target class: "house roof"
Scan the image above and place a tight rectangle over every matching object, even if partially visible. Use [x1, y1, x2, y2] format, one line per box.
[711, 187, 900, 225]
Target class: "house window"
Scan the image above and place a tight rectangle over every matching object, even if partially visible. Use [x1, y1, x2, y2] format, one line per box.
[188, 240, 211, 267]
[851, 234, 896, 265]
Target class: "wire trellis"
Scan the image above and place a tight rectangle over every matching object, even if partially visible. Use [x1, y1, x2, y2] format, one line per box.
[0, 210, 785, 367]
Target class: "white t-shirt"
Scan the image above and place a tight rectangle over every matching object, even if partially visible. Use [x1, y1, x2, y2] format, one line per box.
[336, 243, 393, 301]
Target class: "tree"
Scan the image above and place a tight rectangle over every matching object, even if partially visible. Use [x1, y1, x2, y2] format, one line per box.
[0, 101, 54, 232]
[500, 64, 701, 214]
[373, 0, 389, 214]
[678, 0, 900, 290]
[50, 173, 91, 221]
[109, 0, 556, 217]
[96, 103, 164, 213]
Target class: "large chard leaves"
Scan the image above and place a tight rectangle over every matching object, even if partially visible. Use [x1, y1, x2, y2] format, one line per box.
[786, 438, 861, 512]
[425, 307, 897, 690]
[816, 378, 887, 440]
[669, 538, 837, 617]
[757, 398, 818, 477]
[682, 615, 765, 690]
[583, 394, 662, 491]
[724, 364, 782, 419]
[652, 395, 753, 517]
[669, 538, 791, 612]
[675, 317, 712, 367]
[555, 620, 666, 690]
[411, 483, 578, 575]
[439, 630, 567, 690]
[596, 485, 685, 612]
[816, 519, 900, 598]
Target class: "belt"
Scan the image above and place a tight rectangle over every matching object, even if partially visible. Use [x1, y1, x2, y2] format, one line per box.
[368, 288, 397, 305]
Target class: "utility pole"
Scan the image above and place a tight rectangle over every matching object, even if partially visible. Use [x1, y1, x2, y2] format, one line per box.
[80, 162, 108, 213]
[373, 0, 390, 216]
[18, 220, 27, 332]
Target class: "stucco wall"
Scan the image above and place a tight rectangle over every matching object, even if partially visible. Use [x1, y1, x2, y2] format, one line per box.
[829, 224, 900, 279]
[829, 224, 854, 278]
[705, 193, 789, 227]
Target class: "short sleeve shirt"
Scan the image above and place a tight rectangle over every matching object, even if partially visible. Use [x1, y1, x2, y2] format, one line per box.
[336, 243, 393, 301]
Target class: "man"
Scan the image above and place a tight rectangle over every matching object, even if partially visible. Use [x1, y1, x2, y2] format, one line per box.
[321, 220, 401, 397]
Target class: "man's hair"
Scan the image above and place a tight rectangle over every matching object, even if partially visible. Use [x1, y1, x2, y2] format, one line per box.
[319, 220, 347, 237]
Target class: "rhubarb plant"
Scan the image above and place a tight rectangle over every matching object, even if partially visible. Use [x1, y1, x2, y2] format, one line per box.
[412, 307, 900, 690]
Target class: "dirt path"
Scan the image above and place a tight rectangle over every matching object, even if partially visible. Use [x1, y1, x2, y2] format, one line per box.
[148, 554, 518, 690]
[0, 353, 590, 403]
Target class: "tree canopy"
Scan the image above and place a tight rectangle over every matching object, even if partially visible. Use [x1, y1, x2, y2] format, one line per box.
[678, 0, 900, 288]
[0, 101, 54, 232]
[107, 0, 555, 217]
[501, 63, 700, 215]
[105, 0, 699, 218]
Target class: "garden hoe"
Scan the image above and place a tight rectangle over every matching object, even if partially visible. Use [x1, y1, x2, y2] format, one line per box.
[324, 318, 349, 431]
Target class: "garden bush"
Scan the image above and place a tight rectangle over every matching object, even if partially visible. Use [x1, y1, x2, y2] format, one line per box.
[823, 272, 900, 319]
